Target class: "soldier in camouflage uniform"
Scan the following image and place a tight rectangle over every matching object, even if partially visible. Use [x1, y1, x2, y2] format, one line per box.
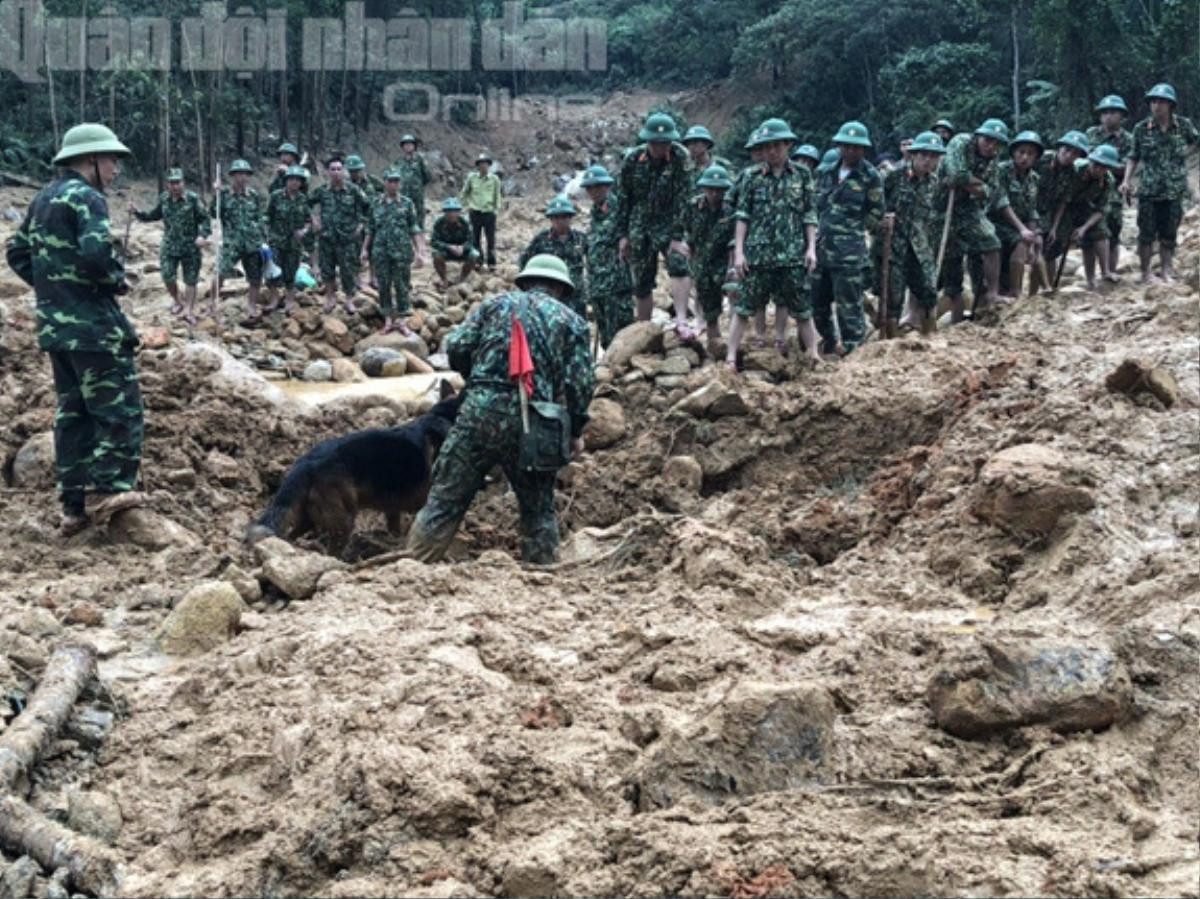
[581, 165, 634, 349]
[520, 197, 588, 319]
[362, 169, 428, 333]
[269, 142, 301, 193]
[211, 159, 267, 322]
[1087, 95, 1134, 274]
[130, 167, 210, 323]
[727, 136, 770, 346]
[394, 134, 433, 226]
[264, 165, 314, 316]
[683, 125, 732, 189]
[790, 144, 821, 172]
[987, 131, 1042, 298]
[346, 155, 385, 199]
[1122, 83, 1200, 283]
[308, 155, 371, 314]
[617, 113, 695, 337]
[407, 255, 595, 565]
[729, 119, 820, 366]
[1036, 131, 1088, 226]
[6, 124, 145, 535]
[932, 119, 955, 147]
[430, 198, 479, 287]
[683, 165, 736, 352]
[1045, 145, 1123, 288]
[813, 121, 885, 353]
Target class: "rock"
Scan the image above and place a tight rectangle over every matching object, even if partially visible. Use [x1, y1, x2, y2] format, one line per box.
[67, 789, 123, 842]
[329, 358, 365, 383]
[660, 354, 691, 376]
[9, 607, 62, 638]
[666, 347, 701, 368]
[321, 316, 354, 354]
[655, 375, 687, 390]
[302, 360, 333, 382]
[224, 564, 262, 603]
[971, 443, 1095, 538]
[255, 536, 346, 601]
[109, 508, 201, 550]
[630, 354, 662, 377]
[742, 349, 788, 378]
[630, 682, 835, 811]
[164, 467, 196, 487]
[604, 321, 664, 370]
[64, 708, 115, 750]
[354, 331, 430, 359]
[359, 346, 407, 377]
[0, 856, 38, 899]
[10, 431, 55, 488]
[928, 636, 1133, 738]
[403, 350, 434, 374]
[428, 352, 451, 371]
[156, 581, 246, 656]
[139, 325, 171, 349]
[204, 449, 242, 486]
[382, 357, 408, 377]
[671, 381, 750, 419]
[63, 602, 103, 627]
[662, 455, 703, 493]
[1104, 358, 1180, 408]
[305, 340, 342, 360]
[583, 398, 626, 450]
[1, 206, 22, 223]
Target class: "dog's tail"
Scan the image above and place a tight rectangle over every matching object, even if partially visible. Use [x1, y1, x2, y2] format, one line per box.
[245, 463, 313, 545]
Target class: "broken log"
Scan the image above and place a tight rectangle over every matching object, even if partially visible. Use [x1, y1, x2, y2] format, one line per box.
[0, 169, 40, 189]
[0, 796, 122, 895]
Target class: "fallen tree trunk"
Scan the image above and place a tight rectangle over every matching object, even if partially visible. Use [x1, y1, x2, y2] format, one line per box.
[0, 796, 122, 895]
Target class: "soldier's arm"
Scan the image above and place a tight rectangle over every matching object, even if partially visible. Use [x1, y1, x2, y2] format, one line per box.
[864, 171, 885, 234]
[801, 168, 818, 228]
[134, 195, 163, 222]
[669, 154, 689, 240]
[943, 137, 971, 189]
[77, 190, 124, 285]
[196, 195, 212, 238]
[5, 207, 34, 286]
[429, 218, 449, 255]
[615, 157, 634, 236]
[563, 316, 596, 438]
[420, 156, 431, 186]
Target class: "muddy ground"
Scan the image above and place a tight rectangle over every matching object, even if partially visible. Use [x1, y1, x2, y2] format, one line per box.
[0, 107, 1198, 898]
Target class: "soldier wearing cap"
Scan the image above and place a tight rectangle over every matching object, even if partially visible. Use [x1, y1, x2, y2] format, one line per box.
[460, 152, 502, 269]
[790, 145, 821, 172]
[264, 165, 314, 315]
[988, 131, 1042, 298]
[727, 132, 771, 347]
[430, 197, 480, 287]
[1037, 131, 1090, 225]
[393, 134, 432, 226]
[7, 123, 146, 536]
[616, 113, 695, 339]
[346, 155, 385, 199]
[682, 165, 736, 352]
[932, 119, 955, 147]
[270, 141, 301, 193]
[130, 167, 211, 323]
[1045, 145, 1124, 289]
[682, 125, 732, 189]
[1122, 83, 1199, 283]
[519, 197, 589, 319]
[580, 164, 634, 349]
[1087, 96, 1133, 274]
[308, 154, 371, 314]
[362, 170, 428, 334]
[212, 158, 268, 322]
[407, 254, 594, 565]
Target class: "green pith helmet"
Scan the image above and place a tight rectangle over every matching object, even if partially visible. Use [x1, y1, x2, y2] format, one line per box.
[516, 253, 574, 294]
[278, 142, 299, 157]
[743, 131, 757, 150]
[285, 165, 309, 181]
[638, 112, 681, 143]
[817, 148, 841, 172]
[345, 155, 366, 171]
[52, 123, 131, 165]
[791, 144, 821, 163]
[166, 168, 184, 181]
[1056, 130, 1090, 154]
[475, 152, 492, 164]
[832, 120, 871, 147]
[1095, 95, 1128, 114]
[441, 197, 462, 212]
[580, 164, 614, 187]
[749, 118, 799, 148]
[1145, 83, 1177, 104]
[383, 169, 402, 181]
[682, 125, 715, 146]
[228, 159, 253, 174]
[399, 134, 419, 145]
[545, 196, 576, 217]
[1009, 130, 1044, 152]
[696, 165, 733, 189]
[908, 132, 946, 154]
[974, 119, 1010, 143]
[933, 118, 955, 133]
[1087, 144, 1122, 169]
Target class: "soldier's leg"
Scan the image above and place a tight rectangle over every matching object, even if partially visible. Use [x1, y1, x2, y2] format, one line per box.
[909, 246, 939, 335]
[499, 463, 560, 564]
[180, 251, 201, 318]
[337, 237, 360, 312]
[395, 257, 414, 317]
[726, 265, 770, 370]
[161, 249, 181, 312]
[278, 247, 301, 313]
[470, 212, 485, 260]
[484, 212, 498, 268]
[665, 246, 694, 337]
[833, 267, 867, 352]
[696, 275, 724, 339]
[458, 249, 480, 283]
[1135, 200, 1157, 282]
[407, 425, 491, 563]
[47, 352, 93, 520]
[812, 267, 839, 354]
[242, 248, 265, 317]
[373, 253, 395, 319]
[433, 254, 449, 287]
[782, 266, 820, 361]
[629, 234, 657, 321]
[1106, 205, 1123, 273]
[319, 236, 340, 311]
[943, 243, 967, 322]
[74, 350, 144, 495]
[1159, 199, 1183, 280]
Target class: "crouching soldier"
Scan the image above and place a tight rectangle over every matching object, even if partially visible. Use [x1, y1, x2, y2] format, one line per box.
[430, 198, 480, 288]
[1045, 144, 1124, 289]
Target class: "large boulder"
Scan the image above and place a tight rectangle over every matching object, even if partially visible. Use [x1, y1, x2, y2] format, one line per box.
[108, 509, 200, 550]
[354, 331, 430, 359]
[970, 443, 1094, 538]
[583, 398, 626, 450]
[671, 381, 750, 419]
[301, 360, 333, 382]
[254, 536, 346, 601]
[604, 322, 664, 371]
[156, 581, 246, 656]
[359, 346, 407, 378]
[321, 316, 354, 354]
[1104, 358, 1181, 409]
[10, 431, 55, 488]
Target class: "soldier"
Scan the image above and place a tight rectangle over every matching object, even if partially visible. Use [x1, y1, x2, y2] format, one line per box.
[726, 132, 768, 345]
[130, 167, 211, 324]
[1045, 145, 1123, 289]
[308, 155, 371, 314]
[394, 134, 432, 226]
[683, 165, 736, 353]
[730, 119, 820, 367]
[813, 121, 885, 353]
[1122, 83, 1200, 284]
[616, 112, 695, 337]
[269, 142, 301, 193]
[6, 123, 145, 536]
[1037, 131, 1089, 223]
[430, 198, 480, 287]
[1087, 95, 1134, 275]
[346, 155, 385, 199]
[212, 159, 267, 322]
[933, 118, 1008, 322]
[362, 169, 428, 334]
[520, 197, 588, 319]
[683, 125, 731, 188]
[874, 131, 945, 337]
[460, 153, 502, 269]
[989, 131, 1042, 298]
[407, 254, 594, 565]
[580, 164, 634, 350]
[790, 144, 821, 172]
[932, 119, 955, 146]
[264, 165, 314, 316]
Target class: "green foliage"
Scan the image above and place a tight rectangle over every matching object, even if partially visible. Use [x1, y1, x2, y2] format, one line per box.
[877, 42, 1007, 144]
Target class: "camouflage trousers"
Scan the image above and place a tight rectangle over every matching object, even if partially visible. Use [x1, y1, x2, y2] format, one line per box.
[737, 265, 811, 320]
[629, 230, 690, 297]
[371, 252, 413, 315]
[219, 244, 264, 286]
[813, 266, 866, 352]
[407, 390, 561, 564]
[406, 190, 427, 228]
[693, 265, 726, 325]
[160, 247, 202, 286]
[1047, 205, 1110, 253]
[876, 243, 937, 319]
[267, 243, 302, 288]
[1105, 204, 1123, 247]
[1136, 199, 1183, 249]
[937, 206, 1000, 297]
[47, 350, 143, 517]
[590, 290, 635, 347]
[319, 234, 361, 294]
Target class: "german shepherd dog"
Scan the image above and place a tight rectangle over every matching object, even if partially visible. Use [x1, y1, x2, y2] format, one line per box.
[247, 384, 460, 556]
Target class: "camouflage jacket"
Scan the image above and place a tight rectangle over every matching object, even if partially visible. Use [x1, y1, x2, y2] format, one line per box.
[1130, 114, 1199, 200]
[430, 215, 475, 257]
[616, 142, 692, 242]
[1036, 157, 1078, 221]
[308, 182, 370, 241]
[392, 153, 431, 197]
[6, 172, 136, 353]
[367, 194, 422, 259]
[689, 153, 733, 189]
[265, 189, 312, 249]
[212, 186, 265, 254]
[1086, 125, 1133, 193]
[447, 288, 595, 438]
[736, 161, 817, 268]
[937, 133, 1001, 215]
[684, 194, 736, 275]
[350, 173, 386, 199]
[991, 161, 1040, 237]
[1066, 163, 1115, 218]
[520, 228, 587, 298]
[815, 159, 885, 269]
[134, 190, 210, 253]
[876, 162, 937, 261]
[585, 194, 632, 299]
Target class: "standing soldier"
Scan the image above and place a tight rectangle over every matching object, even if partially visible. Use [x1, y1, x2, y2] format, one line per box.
[1087, 95, 1134, 275]
[362, 169, 428, 335]
[813, 121, 885, 353]
[130, 167, 211, 324]
[520, 197, 588, 319]
[269, 142, 301, 193]
[1045, 145, 1124, 289]
[346, 155, 384, 199]
[790, 144, 821, 172]
[1122, 83, 1200, 284]
[616, 112, 695, 337]
[727, 134, 770, 347]
[394, 134, 433, 226]
[264, 165, 314, 316]
[989, 131, 1042, 298]
[6, 123, 145, 536]
[580, 164, 634, 350]
[460, 153, 502, 270]
[430, 198, 480, 287]
[213, 159, 267, 322]
[682, 125, 731, 188]
[308, 155, 371, 314]
[729, 118, 820, 366]
[407, 255, 594, 565]
[683, 165, 736, 354]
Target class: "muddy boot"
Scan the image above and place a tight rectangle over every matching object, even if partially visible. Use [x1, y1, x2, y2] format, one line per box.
[84, 491, 148, 527]
[920, 310, 937, 336]
[885, 317, 899, 340]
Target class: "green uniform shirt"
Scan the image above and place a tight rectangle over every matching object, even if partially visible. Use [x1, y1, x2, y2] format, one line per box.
[938, 133, 1002, 216]
[991, 160, 1040, 242]
[350, 173, 386, 199]
[430, 214, 475, 257]
[616, 142, 692, 242]
[1036, 156, 1077, 220]
[308, 182, 370, 240]
[265, 189, 312, 249]
[684, 193, 736, 276]
[393, 152, 432, 201]
[212, 186, 265, 254]
[878, 162, 938, 261]
[519, 228, 587, 299]
[585, 193, 632, 300]
[814, 158, 885, 269]
[460, 171, 503, 214]
[1129, 114, 1199, 200]
[367, 194, 423, 259]
[134, 190, 211, 254]
[735, 160, 818, 268]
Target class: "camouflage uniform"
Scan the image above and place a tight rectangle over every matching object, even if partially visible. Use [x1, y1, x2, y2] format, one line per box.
[519, 228, 588, 318]
[1046, 163, 1115, 253]
[407, 288, 595, 564]
[989, 160, 1040, 293]
[690, 153, 733, 190]
[1086, 125, 1133, 246]
[1129, 114, 1199, 249]
[814, 159, 885, 350]
[367, 194, 422, 316]
[6, 172, 143, 517]
[934, 134, 1003, 298]
[134, 189, 210, 286]
[393, 152, 432, 225]
[350, 173, 386, 199]
[265, 189, 313, 287]
[616, 142, 693, 296]
[213, 186, 266, 285]
[874, 162, 939, 318]
[734, 161, 818, 319]
[308, 182, 370, 293]
[585, 191, 634, 346]
[1035, 156, 1077, 224]
[683, 193, 735, 325]
[430, 215, 480, 261]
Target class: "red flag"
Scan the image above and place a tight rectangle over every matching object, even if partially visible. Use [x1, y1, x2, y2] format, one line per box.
[509, 311, 535, 397]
